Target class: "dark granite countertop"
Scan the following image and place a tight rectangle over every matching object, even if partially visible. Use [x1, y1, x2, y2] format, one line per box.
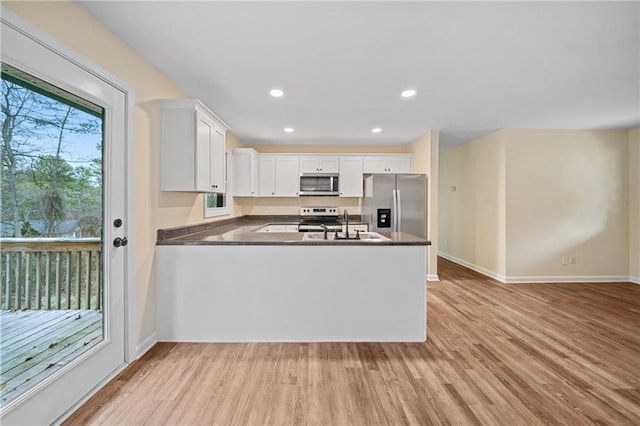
[156, 216, 430, 246]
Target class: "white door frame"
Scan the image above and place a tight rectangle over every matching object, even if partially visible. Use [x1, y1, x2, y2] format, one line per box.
[1, 4, 136, 413]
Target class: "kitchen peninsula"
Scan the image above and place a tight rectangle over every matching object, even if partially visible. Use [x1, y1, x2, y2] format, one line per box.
[156, 216, 430, 342]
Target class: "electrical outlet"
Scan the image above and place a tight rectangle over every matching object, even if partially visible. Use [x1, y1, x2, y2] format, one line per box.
[444, 239, 449, 247]
[569, 256, 576, 264]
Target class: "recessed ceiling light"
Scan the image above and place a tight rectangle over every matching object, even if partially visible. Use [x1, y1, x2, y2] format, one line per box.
[284, 127, 294, 133]
[371, 127, 382, 133]
[401, 89, 417, 98]
[270, 89, 284, 98]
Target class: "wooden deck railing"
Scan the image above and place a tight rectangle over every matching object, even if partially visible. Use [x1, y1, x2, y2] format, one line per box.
[0, 238, 102, 310]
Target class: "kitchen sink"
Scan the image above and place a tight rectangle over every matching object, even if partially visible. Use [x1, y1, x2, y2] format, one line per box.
[302, 232, 390, 241]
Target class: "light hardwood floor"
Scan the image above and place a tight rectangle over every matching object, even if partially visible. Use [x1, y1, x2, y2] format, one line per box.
[64, 258, 640, 425]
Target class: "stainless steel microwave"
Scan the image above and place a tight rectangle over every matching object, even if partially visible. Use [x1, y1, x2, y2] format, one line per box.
[299, 173, 340, 196]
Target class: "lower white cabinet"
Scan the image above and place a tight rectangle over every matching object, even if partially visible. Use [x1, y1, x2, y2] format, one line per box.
[255, 224, 299, 233]
[339, 156, 363, 197]
[344, 224, 368, 233]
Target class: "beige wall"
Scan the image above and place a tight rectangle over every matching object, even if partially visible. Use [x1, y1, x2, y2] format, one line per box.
[439, 129, 631, 281]
[3, 1, 246, 350]
[406, 131, 439, 279]
[505, 130, 629, 279]
[438, 131, 507, 277]
[630, 128, 640, 282]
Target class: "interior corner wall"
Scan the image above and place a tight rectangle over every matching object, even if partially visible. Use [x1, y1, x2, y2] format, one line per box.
[438, 130, 507, 279]
[3, 1, 245, 353]
[405, 131, 439, 280]
[629, 128, 640, 283]
[504, 130, 629, 280]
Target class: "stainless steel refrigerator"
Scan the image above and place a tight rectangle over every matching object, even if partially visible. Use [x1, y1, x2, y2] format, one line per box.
[363, 174, 427, 238]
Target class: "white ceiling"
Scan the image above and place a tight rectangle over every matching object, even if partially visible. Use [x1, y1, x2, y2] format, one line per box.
[79, 1, 639, 151]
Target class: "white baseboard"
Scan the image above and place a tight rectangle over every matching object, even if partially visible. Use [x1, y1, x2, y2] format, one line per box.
[438, 252, 507, 282]
[427, 274, 439, 282]
[505, 275, 631, 284]
[438, 252, 634, 284]
[135, 332, 157, 359]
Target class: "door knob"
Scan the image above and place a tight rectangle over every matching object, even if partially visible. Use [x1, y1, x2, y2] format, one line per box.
[113, 237, 128, 248]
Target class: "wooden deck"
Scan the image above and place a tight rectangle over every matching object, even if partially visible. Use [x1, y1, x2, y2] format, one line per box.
[0, 309, 103, 405]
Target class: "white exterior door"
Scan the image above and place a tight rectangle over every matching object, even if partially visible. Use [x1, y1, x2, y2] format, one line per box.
[1, 12, 128, 425]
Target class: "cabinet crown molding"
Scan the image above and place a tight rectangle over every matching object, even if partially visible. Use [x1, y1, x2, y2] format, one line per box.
[157, 98, 230, 131]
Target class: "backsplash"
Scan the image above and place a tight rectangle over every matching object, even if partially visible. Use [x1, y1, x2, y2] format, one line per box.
[236, 196, 362, 216]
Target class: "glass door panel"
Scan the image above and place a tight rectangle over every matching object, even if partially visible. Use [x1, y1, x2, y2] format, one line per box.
[0, 63, 105, 406]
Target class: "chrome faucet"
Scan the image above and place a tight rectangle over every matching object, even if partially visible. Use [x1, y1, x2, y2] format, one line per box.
[320, 224, 328, 240]
[344, 209, 349, 238]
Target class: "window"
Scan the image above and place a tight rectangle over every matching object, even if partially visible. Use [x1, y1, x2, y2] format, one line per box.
[204, 151, 230, 217]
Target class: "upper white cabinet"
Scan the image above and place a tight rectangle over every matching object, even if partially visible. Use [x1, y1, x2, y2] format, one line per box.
[158, 99, 229, 192]
[275, 157, 300, 196]
[232, 148, 259, 196]
[258, 156, 276, 196]
[233, 152, 413, 198]
[299, 156, 339, 173]
[258, 156, 300, 197]
[210, 126, 226, 192]
[363, 155, 412, 174]
[339, 156, 363, 197]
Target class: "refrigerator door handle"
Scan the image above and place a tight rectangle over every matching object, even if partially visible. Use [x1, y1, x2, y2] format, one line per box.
[392, 189, 398, 232]
[397, 189, 402, 233]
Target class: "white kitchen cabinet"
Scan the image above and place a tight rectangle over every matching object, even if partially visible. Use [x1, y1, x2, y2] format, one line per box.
[255, 224, 299, 233]
[299, 156, 339, 173]
[338, 156, 363, 197]
[258, 156, 276, 196]
[255, 224, 286, 232]
[363, 155, 412, 174]
[258, 156, 299, 197]
[210, 126, 226, 192]
[158, 99, 229, 192]
[275, 157, 300, 196]
[232, 148, 259, 196]
[343, 224, 368, 234]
